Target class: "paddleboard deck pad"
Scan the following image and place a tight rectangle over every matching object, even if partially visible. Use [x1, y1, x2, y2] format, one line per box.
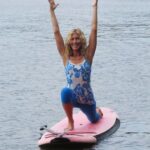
[38, 107, 120, 148]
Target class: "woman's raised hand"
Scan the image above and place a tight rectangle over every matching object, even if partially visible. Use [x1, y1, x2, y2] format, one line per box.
[48, 0, 59, 10]
[92, 0, 98, 6]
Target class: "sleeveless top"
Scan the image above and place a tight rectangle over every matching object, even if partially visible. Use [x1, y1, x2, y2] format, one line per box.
[65, 59, 95, 105]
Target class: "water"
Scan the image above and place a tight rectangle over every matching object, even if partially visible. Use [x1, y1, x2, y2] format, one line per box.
[0, 0, 150, 149]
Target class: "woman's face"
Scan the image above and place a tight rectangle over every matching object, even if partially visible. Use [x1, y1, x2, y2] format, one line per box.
[69, 33, 81, 52]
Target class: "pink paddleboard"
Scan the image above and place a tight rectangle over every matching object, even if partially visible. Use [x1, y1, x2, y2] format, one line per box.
[38, 107, 120, 148]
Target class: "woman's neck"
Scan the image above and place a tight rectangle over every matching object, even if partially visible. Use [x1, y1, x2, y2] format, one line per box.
[72, 50, 81, 57]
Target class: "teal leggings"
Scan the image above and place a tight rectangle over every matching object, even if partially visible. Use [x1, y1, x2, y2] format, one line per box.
[61, 87, 101, 123]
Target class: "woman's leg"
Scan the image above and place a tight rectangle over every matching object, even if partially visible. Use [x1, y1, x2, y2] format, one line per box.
[62, 103, 74, 130]
[61, 87, 74, 130]
[79, 103, 103, 123]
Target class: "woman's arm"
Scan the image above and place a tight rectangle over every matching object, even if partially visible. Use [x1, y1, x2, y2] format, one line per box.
[86, 0, 98, 64]
[48, 0, 65, 57]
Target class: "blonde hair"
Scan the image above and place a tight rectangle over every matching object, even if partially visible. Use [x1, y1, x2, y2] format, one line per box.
[64, 28, 87, 57]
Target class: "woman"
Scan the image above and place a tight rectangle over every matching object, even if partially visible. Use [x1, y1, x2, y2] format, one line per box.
[48, 0, 103, 130]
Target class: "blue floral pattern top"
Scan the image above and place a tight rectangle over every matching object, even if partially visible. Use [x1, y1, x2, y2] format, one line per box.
[65, 59, 95, 105]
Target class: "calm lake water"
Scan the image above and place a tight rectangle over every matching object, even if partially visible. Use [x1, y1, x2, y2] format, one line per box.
[0, 0, 150, 150]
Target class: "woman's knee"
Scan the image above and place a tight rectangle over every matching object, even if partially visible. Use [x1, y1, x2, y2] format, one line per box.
[90, 113, 100, 123]
[80, 104, 100, 123]
[60, 87, 73, 104]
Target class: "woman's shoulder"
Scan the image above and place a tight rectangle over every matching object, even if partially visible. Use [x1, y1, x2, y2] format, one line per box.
[62, 55, 69, 67]
[84, 55, 93, 66]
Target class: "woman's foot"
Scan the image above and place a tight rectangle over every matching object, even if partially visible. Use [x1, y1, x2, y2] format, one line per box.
[64, 119, 74, 131]
[96, 108, 103, 118]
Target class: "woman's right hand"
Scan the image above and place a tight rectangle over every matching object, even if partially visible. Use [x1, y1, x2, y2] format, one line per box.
[92, 0, 98, 7]
[48, 0, 59, 10]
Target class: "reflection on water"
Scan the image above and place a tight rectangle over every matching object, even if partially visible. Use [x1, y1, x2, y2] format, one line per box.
[40, 147, 86, 150]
